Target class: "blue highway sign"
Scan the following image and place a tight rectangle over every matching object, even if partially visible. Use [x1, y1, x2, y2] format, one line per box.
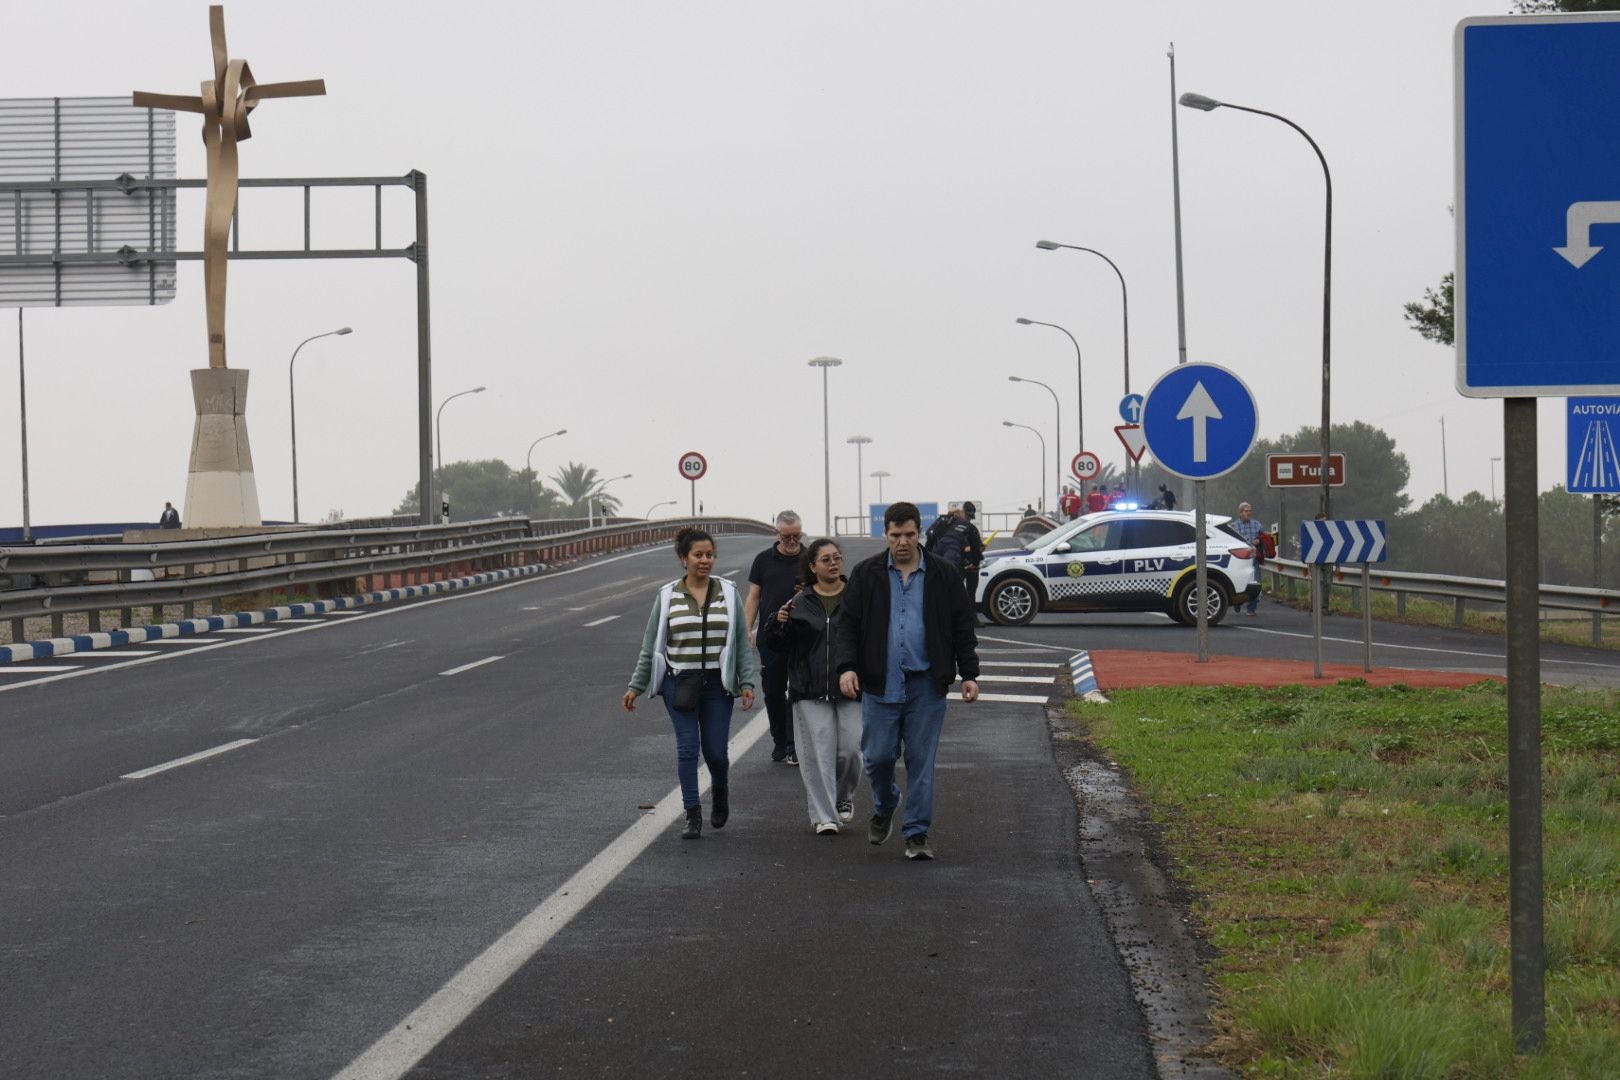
[1568, 397, 1620, 493]
[1118, 394, 1144, 424]
[1140, 363, 1258, 480]
[1456, 14, 1620, 396]
[1300, 520, 1388, 564]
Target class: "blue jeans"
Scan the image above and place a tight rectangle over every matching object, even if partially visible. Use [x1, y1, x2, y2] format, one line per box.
[860, 672, 947, 839]
[660, 670, 734, 810]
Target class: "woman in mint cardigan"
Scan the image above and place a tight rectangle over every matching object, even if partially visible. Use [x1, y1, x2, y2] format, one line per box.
[621, 528, 756, 839]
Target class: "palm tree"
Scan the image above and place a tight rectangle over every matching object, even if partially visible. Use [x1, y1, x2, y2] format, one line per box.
[549, 461, 622, 517]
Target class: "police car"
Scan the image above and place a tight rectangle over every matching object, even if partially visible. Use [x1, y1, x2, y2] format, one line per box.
[976, 509, 1261, 626]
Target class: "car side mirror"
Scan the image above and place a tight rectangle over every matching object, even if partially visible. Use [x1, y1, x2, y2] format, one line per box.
[1053, 541, 1072, 554]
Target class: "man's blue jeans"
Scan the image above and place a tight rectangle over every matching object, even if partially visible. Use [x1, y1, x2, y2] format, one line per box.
[660, 670, 733, 810]
[860, 672, 947, 839]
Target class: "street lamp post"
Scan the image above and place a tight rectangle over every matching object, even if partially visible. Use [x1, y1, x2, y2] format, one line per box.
[1015, 317, 1084, 480]
[1009, 375, 1060, 510]
[585, 473, 632, 528]
[644, 499, 677, 519]
[434, 385, 486, 520]
[1179, 91, 1333, 518]
[288, 326, 353, 523]
[847, 435, 872, 526]
[871, 469, 890, 503]
[525, 428, 567, 510]
[808, 357, 844, 535]
[1002, 420, 1046, 513]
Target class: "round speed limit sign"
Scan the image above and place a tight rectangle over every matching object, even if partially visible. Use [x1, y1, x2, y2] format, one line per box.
[677, 451, 708, 482]
[1071, 451, 1100, 482]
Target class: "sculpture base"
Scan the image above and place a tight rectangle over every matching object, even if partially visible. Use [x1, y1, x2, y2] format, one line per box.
[183, 368, 262, 528]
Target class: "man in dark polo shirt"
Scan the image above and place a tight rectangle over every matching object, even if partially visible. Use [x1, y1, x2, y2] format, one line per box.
[744, 510, 805, 764]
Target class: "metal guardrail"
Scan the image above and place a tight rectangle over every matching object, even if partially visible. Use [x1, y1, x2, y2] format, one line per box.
[1262, 556, 1617, 629]
[1, 516, 773, 637]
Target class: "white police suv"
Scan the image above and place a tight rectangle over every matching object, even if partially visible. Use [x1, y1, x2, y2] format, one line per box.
[976, 509, 1261, 626]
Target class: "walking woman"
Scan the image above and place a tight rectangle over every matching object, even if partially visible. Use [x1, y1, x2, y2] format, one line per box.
[622, 528, 756, 839]
[759, 537, 862, 834]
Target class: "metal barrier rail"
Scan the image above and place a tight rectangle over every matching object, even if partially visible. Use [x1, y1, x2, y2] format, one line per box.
[1262, 557, 1618, 618]
[1, 516, 773, 634]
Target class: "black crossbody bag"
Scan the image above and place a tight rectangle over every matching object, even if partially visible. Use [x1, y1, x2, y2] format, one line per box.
[671, 586, 716, 711]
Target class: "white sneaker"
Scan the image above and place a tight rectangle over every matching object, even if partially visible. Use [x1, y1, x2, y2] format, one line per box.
[814, 822, 840, 835]
[837, 800, 854, 822]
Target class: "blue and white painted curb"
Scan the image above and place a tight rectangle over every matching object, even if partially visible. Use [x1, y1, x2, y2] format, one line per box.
[1069, 650, 1109, 703]
[0, 563, 546, 664]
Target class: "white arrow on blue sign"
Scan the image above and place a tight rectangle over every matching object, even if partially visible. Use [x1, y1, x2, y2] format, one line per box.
[1140, 362, 1258, 480]
[1567, 397, 1620, 493]
[1300, 519, 1388, 564]
[1118, 394, 1144, 424]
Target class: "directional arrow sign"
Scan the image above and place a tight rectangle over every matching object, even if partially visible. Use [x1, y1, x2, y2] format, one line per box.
[1118, 394, 1144, 424]
[1140, 362, 1257, 480]
[1300, 519, 1388, 564]
[1114, 424, 1146, 463]
[1457, 15, 1620, 395]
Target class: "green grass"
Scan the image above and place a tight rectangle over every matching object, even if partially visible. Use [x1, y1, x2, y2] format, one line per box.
[1067, 681, 1620, 1076]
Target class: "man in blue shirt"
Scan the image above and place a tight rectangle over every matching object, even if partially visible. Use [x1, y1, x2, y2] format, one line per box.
[837, 502, 980, 861]
[1230, 502, 1264, 616]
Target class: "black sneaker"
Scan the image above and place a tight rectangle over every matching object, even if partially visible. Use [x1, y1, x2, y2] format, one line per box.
[785, 750, 799, 767]
[770, 747, 788, 763]
[868, 811, 895, 845]
[837, 800, 854, 823]
[904, 834, 934, 860]
[681, 807, 702, 840]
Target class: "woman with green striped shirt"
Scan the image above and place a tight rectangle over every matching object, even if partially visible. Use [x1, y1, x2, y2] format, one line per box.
[622, 528, 756, 839]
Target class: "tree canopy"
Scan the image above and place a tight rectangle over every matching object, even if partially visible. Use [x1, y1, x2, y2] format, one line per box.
[391, 458, 625, 521]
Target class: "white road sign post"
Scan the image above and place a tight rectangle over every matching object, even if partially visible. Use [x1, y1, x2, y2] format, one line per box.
[1300, 520, 1388, 676]
[678, 451, 707, 515]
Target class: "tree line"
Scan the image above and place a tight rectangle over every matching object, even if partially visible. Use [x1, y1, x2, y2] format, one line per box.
[393, 460, 625, 521]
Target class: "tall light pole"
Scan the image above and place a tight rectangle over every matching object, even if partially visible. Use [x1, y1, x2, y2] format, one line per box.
[644, 499, 677, 519]
[434, 385, 486, 519]
[1009, 375, 1060, 509]
[1441, 416, 1450, 498]
[847, 435, 872, 524]
[1179, 91, 1333, 518]
[585, 473, 631, 528]
[871, 469, 890, 503]
[288, 326, 353, 523]
[525, 428, 567, 511]
[1003, 420, 1046, 513]
[1015, 317, 1084, 474]
[1490, 456, 1502, 503]
[17, 310, 31, 542]
[808, 356, 844, 535]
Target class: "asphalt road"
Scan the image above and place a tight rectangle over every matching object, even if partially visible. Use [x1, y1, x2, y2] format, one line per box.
[0, 537, 1154, 1079]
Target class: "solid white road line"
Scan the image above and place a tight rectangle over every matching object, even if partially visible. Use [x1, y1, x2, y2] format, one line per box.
[0, 665, 81, 674]
[976, 634, 1084, 653]
[582, 615, 620, 627]
[438, 656, 505, 677]
[144, 639, 206, 645]
[953, 691, 1051, 704]
[975, 675, 1058, 684]
[267, 618, 322, 624]
[978, 660, 1060, 668]
[1235, 625, 1615, 670]
[333, 711, 773, 1080]
[68, 650, 161, 659]
[325, 610, 368, 616]
[120, 738, 258, 780]
[216, 627, 279, 634]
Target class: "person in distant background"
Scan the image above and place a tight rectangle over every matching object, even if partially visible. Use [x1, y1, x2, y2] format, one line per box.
[1230, 502, 1264, 616]
[158, 501, 180, 529]
[1156, 484, 1178, 511]
[1085, 485, 1110, 514]
[1059, 486, 1082, 521]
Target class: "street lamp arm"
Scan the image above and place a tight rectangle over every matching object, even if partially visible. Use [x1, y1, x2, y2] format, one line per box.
[1035, 241, 1130, 394]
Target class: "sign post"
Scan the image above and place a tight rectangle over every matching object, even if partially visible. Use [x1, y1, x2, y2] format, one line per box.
[1456, 13, 1620, 1050]
[678, 451, 708, 515]
[1142, 362, 1259, 661]
[1299, 519, 1388, 675]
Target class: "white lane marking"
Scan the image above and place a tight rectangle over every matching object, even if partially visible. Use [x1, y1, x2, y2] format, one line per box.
[521, 606, 543, 611]
[0, 544, 684, 695]
[439, 656, 505, 677]
[1234, 625, 1617, 670]
[353, 640, 410, 657]
[333, 711, 772, 1080]
[66, 650, 160, 659]
[953, 691, 1051, 704]
[976, 635, 1080, 653]
[120, 738, 257, 779]
[582, 614, 620, 628]
[267, 618, 322, 624]
[975, 675, 1057, 684]
[978, 660, 1059, 668]
[566, 607, 588, 611]
[216, 627, 278, 634]
[0, 665, 81, 674]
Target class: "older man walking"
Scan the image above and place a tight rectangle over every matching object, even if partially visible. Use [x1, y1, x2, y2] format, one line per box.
[745, 510, 805, 764]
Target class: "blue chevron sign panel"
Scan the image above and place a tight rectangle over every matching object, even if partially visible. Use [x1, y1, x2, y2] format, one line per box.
[1300, 519, 1388, 564]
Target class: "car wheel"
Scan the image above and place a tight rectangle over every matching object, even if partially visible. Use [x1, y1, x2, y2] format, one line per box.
[986, 576, 1040, 626]
[1171, 577, 1229, 626]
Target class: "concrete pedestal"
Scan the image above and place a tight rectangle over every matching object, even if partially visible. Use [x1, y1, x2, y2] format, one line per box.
[182, 368, 262, 528]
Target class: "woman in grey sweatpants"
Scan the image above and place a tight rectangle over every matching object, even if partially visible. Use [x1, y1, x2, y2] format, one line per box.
[759, 538, 863, 833]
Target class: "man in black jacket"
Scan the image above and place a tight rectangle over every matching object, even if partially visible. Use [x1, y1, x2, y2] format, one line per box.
[836, 502, 979, 861]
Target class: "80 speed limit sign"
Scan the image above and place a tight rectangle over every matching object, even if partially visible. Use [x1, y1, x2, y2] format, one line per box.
[678, 451, 708, 482]
[1070, 451, 1100, 482]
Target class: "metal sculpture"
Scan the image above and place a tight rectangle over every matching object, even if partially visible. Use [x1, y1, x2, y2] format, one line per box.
[134, 5, 324, 369]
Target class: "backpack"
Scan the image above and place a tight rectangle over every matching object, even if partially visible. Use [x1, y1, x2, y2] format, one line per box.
[926, 518, 966, 570]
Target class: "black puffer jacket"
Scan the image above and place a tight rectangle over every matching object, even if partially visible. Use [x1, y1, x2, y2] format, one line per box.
[758, 587, 849, 702]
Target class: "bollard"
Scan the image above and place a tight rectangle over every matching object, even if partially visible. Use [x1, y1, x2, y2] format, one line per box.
[1454, 596, 1466, 627]
[10, 617, 24, 643]
[51, 613, 63, 638]
[1397, 593, 1407, 618]
[89, 610, 101, 633]
[121, 607, 132, 629]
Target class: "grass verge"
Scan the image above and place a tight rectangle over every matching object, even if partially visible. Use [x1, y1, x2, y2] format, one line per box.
[1067, 680, 1620, 1076]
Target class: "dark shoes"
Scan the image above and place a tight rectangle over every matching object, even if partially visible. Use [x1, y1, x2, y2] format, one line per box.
[904, 834, 934, 861]
[770, 747, 788, 762]
[784, 750, 798, 767]
[710, 786, 729, 829]
[868, 811, 896, 846]
[681, 807, 703, 840]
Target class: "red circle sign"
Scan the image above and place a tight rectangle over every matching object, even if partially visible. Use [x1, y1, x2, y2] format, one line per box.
[1071, 451, 1100, 481]
[678, 450, 708, 481]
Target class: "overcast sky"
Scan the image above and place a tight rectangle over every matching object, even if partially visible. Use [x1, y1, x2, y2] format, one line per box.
[0, 0, 1571, 531]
